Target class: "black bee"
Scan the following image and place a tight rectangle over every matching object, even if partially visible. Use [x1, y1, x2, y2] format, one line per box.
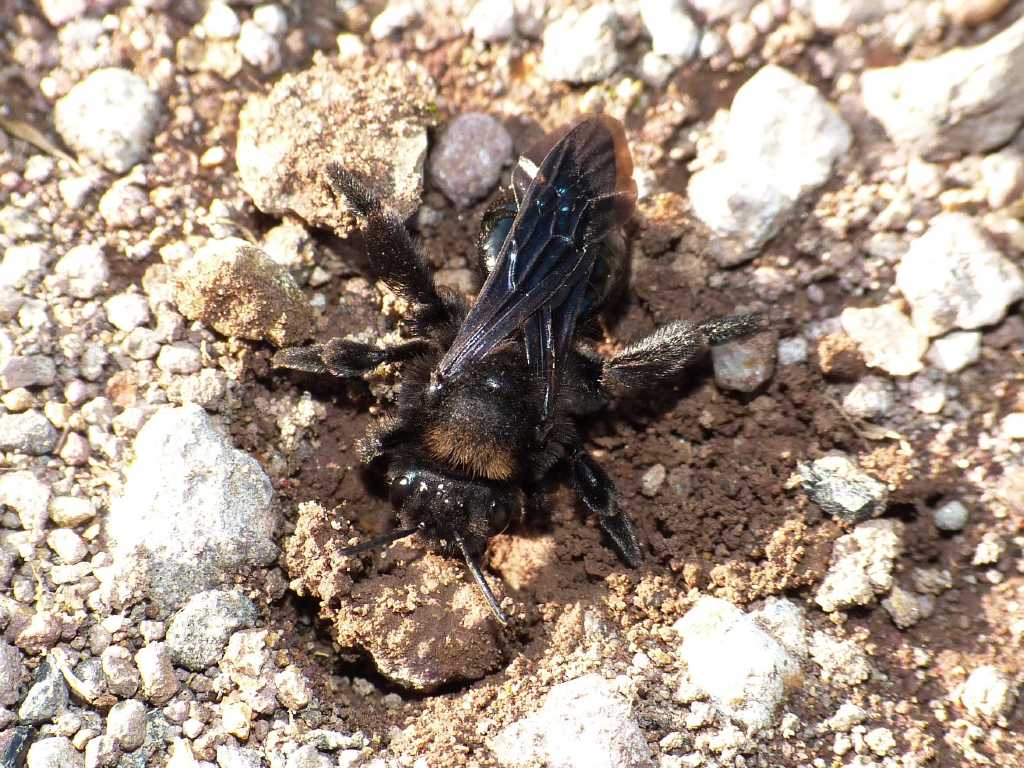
[274, 115, 765, 624]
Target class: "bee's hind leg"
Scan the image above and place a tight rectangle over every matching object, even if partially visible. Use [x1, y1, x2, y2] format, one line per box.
[569, 448, 642, 567]
[324, 164, 447, 330]
[273, 338, 430, 378]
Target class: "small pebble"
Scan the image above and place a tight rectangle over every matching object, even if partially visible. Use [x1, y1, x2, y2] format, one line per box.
[104, 293, 151, 332]
[19, 657, 69, 725]
[0, 410, 59, 455]
[926, 330, 981, 373]
[106, 699, 147, 751]
[777, 336, 808, 365]
[135, 643, 180, 704]
[428, 113, 513, 208]
[53, 68, 163, 173]
[202, 1, 241, 39]
[26, 736, 83, 768]
[933, 500, 969, 532]
[53, 244, 109, 299]
[237, 19, 282, 74]
[960, 665, 1017, 722]
[466, 0, 515, 42]
[842, 376, 894, 420]
[799, 454, 888, 524]
[541, 4, 621, 84]
[639, 0, 700, 61]
[101, 646, 141, 698]
[1000, 412, 1024, 440]
[711, 331, 776, 392]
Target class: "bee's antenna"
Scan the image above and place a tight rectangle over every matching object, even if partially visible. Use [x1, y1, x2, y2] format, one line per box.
[451, 529, 509, 626]
[339, 526, 419, 557]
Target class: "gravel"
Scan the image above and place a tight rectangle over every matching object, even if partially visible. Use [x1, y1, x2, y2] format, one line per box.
[107, 699, 148, 751]
[896, 213, 1024, 338]
[793, 0, 900, 31]
[960, 665, 1017, 723]
[0, 355, 56, 390]
[104, 404, 277, 611]
[688, 65, 851, 265]
[26, 736, 84, 768]
[933, 499, 970, 532]
[173, 238, 314, 347]
[135, 643, 180, 704]
[52, 244, 109, 299]
[166, 589, 259, 671]
[689, 0, 756, 22]
[861, 16, 1024, 158]
[815, 519, 903, 612]
[674, 596, 801, 731]
[19, 657, 69, 725]
[0, 642, 25, 707]
[465, 0, 516, 42]
[842, 375, 895, 420]
[489, 674, 653, 768]
[840, 303, 928, 376]
[428, 113, 513, 208]
[104, 293, 151, 333]
[540, 4, 621, 84]
[53, 68, 163, 173]
[101, 646, 141, 698]
[926, 330, 982, 373]
[236, 56, 438, 231]
[0, 410, 59, 455]
[799, 454, 889, 524]
[881, 584, 935, 629]
[639, 0, 700, 62]
[711, 331, 777, 392]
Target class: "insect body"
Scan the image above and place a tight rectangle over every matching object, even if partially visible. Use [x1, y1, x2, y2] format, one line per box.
[274, 115, 765, 623]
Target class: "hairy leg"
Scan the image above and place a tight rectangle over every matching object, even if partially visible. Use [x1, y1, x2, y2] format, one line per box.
[325, 164, 446, 325]
[599, 313, 766, 395]
[570, 448, 642, 567]
[273, 338, 431, 378]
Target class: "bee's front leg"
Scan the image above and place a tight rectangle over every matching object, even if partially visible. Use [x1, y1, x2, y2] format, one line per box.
[570, 448, 642, 567]
[272, 338, 430, 378]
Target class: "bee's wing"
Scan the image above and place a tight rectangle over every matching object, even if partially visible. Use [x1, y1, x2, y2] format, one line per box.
[436, 115, 636, 411]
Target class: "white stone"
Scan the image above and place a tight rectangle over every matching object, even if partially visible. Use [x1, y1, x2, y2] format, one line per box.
[640, 0, 700, 62]
[689, 0, 756, 22]
[674, 597, 801, 731]
[237, 20, 281, 74]
[466, 0, 516, 42]
[897, 213, 1024, 338]
[253, 5, 288, 37]
[960, 665, 1017, 722]
[107, 699, 147, 751]
[46, 529, 87, 565]
[933, 500, 969, 531]
[26, 736, 84, 768]
[815, 519, 903, 612]
[104, 293, 151, 332]
[926, 330, 982, 373]
[202, 1, 240, 39]
[489, 674, 652, 768]
[980, 149, 1024, 209]
[104, 405, 276, 610]
[54, 68, 162, 173]
[688, 65, 851, 265]
[54, 244, 109, 299]
[370, 1, 419, 40]
[792, 0, 902, 32]
[840, 303, 927, 376]
[861, 16, 1024, 158]
[842, 376, 895, 420]
[540, 4, 621, 84]
[1001, 412, 1024, 440]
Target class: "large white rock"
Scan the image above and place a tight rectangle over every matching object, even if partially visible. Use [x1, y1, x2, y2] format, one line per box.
[816, 519, 903, 613]
[103, 405, 277, 611]
[840, 303, 928, 376]
[896, 213, 1024, 338]
[861, 16, 1024, 158]
[688, 65, 851, 265]
[489, 674, 653, 768]
[674, 596, 802, 731]
[54, 68, 162, 173]
[540, 4, 622, 84]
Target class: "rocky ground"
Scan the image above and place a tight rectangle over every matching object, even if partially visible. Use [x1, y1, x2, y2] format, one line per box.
[1, 0, 1024, 766]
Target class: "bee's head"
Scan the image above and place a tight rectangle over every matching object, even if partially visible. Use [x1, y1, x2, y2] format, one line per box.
[387, 466, 517, 558]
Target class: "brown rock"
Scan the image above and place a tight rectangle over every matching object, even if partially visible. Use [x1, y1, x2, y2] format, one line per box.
[174, 238, 314, 347]
[236, 53, 438, 234]
[816, 332, 866, 381]
[285, 502, 506, 692]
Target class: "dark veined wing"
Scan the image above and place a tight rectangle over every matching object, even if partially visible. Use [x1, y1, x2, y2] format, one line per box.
[434, 115, 637, 417]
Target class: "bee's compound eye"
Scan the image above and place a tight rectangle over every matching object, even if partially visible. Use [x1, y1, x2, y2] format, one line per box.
[390, 473, 415, 509]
